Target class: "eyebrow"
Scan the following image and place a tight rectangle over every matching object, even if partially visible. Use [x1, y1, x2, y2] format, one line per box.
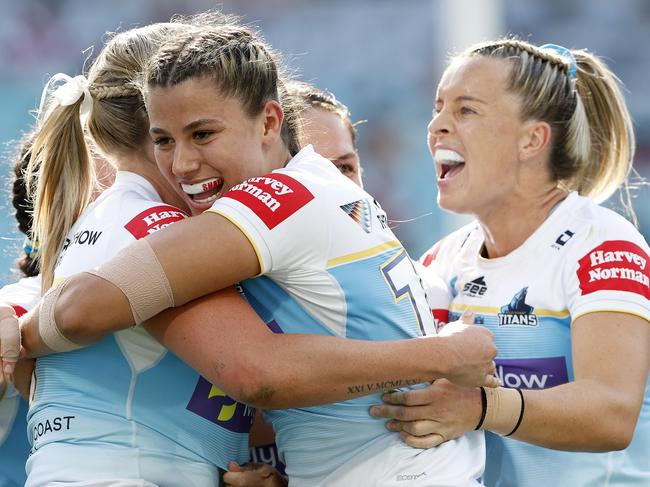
[150, 118, 223, 135]
[436, 95, 487, 105]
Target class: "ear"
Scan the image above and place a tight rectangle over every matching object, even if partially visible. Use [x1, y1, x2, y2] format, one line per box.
[261, 99, 285, 145]
[518, 120, 551, 162]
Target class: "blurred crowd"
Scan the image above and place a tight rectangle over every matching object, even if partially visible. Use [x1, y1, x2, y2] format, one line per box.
[1, 0, 649, 285]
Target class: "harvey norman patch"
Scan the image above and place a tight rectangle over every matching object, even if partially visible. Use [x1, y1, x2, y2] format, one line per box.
[223, 174, 314, 230]
[124, 205, 188, 239]
[577, 240, 650, 299]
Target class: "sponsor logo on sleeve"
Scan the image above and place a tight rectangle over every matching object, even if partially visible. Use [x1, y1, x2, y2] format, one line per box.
[223, 174, 314, 230]
[577, 240, 650, 299]
[495, 357, 569, 389]
[186, 377, 255, 433]
[124, 205, 188, 239]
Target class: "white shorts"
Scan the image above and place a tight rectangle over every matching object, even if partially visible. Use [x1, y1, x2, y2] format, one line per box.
[305, 431, 485, 487]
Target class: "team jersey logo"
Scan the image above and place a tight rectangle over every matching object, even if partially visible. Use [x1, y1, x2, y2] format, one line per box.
[186, 377, 255, 433]
[340, 199, 372, 233]
[124, 205, 188, 239]
[495, 357, 568, 389]
[462, 276, 487, 298]
[223, 174, 314, 230]
[498, 287, 538, 326]
[577, 240, 650, 298]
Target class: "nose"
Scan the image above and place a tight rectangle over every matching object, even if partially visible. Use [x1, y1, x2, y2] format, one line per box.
[172, 142, 202, 179]
[428, 110, 451, 139]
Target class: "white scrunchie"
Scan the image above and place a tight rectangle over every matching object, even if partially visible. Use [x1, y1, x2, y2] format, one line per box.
[38, 73, 93, 122]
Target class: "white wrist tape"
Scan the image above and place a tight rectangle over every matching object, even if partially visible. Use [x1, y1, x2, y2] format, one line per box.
[483, 386, 525, 436]
[87, 238, 174, 325]
[39, 279, 84, 353]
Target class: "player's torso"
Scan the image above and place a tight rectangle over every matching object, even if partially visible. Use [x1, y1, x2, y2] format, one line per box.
[220, 147, 462, 483]
[432, 194, 650, 487]
[27, 172, 251, 486]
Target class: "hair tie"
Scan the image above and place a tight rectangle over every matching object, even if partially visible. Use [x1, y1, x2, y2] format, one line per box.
[39, 73, 93, 123]
[540, 44, 577, 80]
[23, 237, 40, 258]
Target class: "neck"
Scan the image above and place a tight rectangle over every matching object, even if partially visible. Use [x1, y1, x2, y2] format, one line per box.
[478, 187, 568, 258]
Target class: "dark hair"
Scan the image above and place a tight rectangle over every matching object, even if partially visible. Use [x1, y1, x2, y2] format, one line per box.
[12, 132, 39, 277]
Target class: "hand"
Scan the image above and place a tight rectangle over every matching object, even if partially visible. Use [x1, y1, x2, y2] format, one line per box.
[369, 379, 481, 448]
[223, 462, 288, 487]
[0, 304, 21, 384]
[438, 311, 498, 388]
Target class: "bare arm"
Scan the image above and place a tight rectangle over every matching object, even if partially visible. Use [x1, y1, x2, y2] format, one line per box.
[372, 311, 650, 452]
[143, 287, 497, 408]
[19, 212, 259, 356]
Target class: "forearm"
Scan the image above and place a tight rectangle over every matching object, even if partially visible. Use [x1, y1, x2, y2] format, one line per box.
[505, 380, 640, 451]
[20, 275, 134, 358]
[147, 293, 455, 408]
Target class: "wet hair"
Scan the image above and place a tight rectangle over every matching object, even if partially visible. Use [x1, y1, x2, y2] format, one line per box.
[143, 16, 302, 156]
[11, 132, 39, 277]
[285, 80, 360, 149]
[459, 39, 635, 208]
[27, 22, 192, 290]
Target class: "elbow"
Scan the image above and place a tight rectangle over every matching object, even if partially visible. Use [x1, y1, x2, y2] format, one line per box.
[228, 370, 278, 409]
[593, 399, 639, 451]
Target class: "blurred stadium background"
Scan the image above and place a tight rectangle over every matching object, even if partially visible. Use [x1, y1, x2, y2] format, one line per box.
[1, 0, 649, 286]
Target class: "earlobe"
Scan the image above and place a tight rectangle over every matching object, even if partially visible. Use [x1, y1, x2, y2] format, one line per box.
[519, 121, 551, 161]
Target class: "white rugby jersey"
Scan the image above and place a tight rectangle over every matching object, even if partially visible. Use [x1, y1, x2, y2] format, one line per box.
[26, 172, 253, 486]
[421, 192, 650, 487]
[0, 276, 40, 487]
[208, 146, 484, 487]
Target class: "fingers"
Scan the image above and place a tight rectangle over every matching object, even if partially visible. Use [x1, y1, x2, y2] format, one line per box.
[370, 403, 435, 422]
[400, 431, 447, 449]
[379, 385, 436, 406]
[387, 419, 440, 437]
[484, 373, 500, 388]
[460, 309, 475, 325]
[224, 462, 276, 487]
[0, 311, 21, 378]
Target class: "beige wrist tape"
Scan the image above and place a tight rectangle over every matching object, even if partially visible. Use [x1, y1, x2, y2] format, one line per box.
[483, 387, 525, 436]
[39, 279, 84, 353]
[87, 238, 174, 325]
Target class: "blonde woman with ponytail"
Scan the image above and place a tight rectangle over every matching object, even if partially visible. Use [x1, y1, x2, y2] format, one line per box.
[369, 40, 650, 486]
[15, 22, 265, 486]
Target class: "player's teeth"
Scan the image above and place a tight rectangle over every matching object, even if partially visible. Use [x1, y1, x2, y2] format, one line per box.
[181, 178, 221, 195]
[435, 149, 465, 165]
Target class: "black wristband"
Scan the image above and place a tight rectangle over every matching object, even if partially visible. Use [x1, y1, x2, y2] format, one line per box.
[474, 386, 487, 430]
[505, 388, 525, 437]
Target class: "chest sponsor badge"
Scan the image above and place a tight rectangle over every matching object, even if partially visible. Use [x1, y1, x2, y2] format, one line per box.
[577, 240, 650, 298]
[223, 174, 314, 230]
[124, 205, 188, 239]
[496, 356, 569, 389]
